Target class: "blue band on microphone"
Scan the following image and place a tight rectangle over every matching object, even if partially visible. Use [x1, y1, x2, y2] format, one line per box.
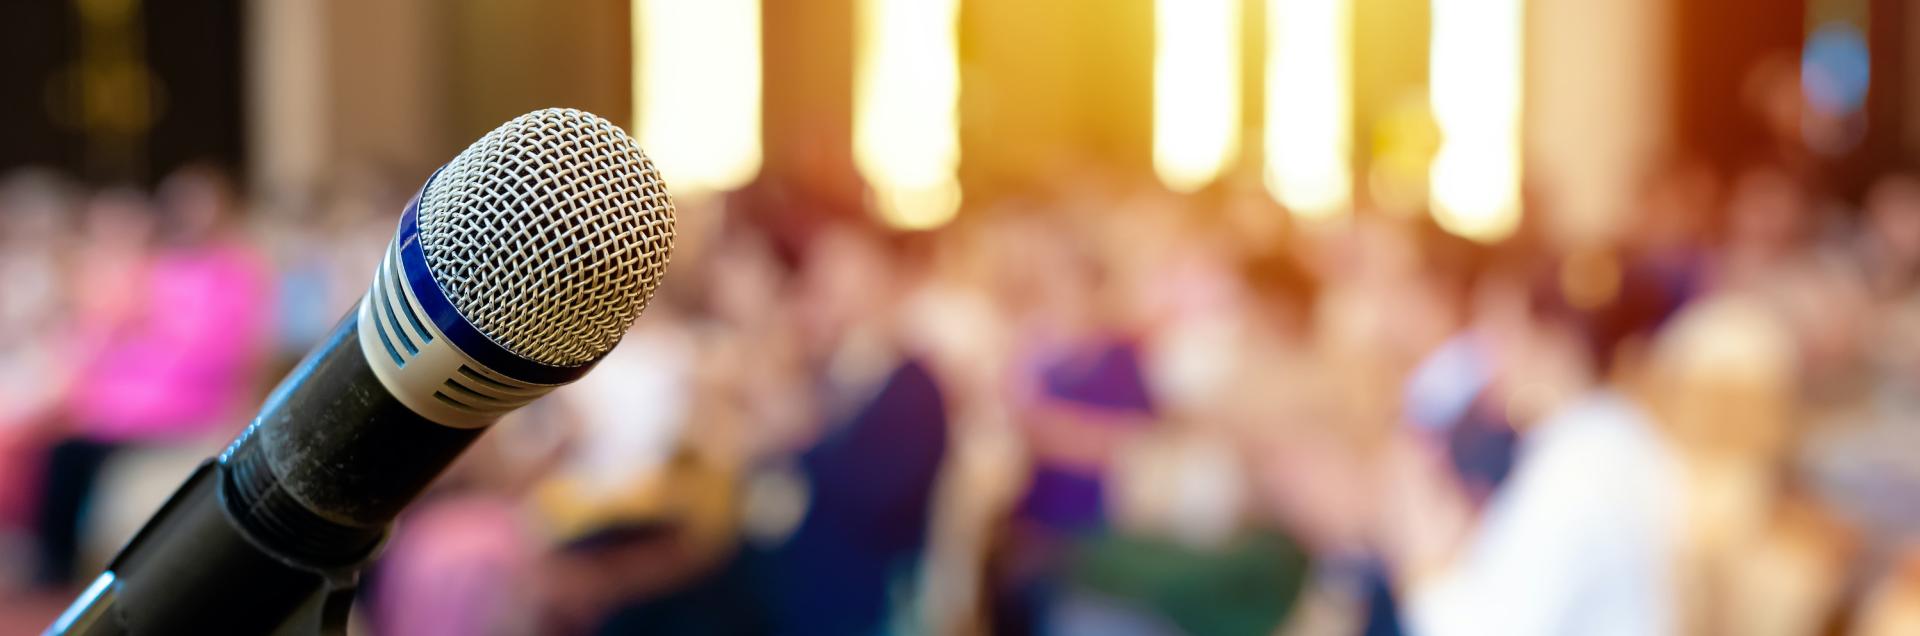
[395, 181, 598, 385]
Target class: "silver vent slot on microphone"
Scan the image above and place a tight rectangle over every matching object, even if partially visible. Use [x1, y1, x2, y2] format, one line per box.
[431, 365, 543, 415]
[368, 239, 435, 368]
[359, 233, 564, 428]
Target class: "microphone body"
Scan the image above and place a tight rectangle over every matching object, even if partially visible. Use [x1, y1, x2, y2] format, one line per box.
[47, 109, 676, 635]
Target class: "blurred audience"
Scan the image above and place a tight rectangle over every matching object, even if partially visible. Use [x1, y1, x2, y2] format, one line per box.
[5, 104, 1920, 636]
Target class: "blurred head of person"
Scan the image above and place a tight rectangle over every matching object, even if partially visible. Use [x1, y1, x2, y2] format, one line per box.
[1308, 219, 1428, 442]
[988, 214, 1106, 336]
[1653, 295, 1857, 636]
[705, 228, 788, 329]
[0, 168, 74, 217]
[794, 223, 902, 358]
[1632, 154, 1720, 255]
[1876, 290, 1920, 389]
[1524, 246, 1693, 387]
[1646, 295, 1799, 466]
[1745, 54, 1805, 145]
[316, 166, 396, 230]
[1722, 165, 1812, 265]
[69, 187, 157, 321]
[1241, 249, 1319, 348]
[1864, 172, 1920, 294]
[155, 164, 241, 246]
[1771, 258, 1874, 405]
[897, 266, 1010, 410]
[81, 187, 156, 251]
[0, 169, 78, 330]
[0, 169, 76, 254]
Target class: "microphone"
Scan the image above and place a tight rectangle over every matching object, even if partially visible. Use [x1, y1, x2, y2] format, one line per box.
[47, 108, 677, 635]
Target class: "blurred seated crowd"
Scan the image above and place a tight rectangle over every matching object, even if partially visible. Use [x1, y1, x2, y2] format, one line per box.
[5, 145, 1920, 635]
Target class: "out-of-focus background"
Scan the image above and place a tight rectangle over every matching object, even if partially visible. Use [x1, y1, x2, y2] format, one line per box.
[3, 0, 1920, 634]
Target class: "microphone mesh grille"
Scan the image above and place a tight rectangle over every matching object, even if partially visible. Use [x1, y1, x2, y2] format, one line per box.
[418, 108, 675, 367]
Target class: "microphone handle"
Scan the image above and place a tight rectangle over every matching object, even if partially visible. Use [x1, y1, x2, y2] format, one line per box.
[48, 309, 484, 634]
[237, 304, 485, 535]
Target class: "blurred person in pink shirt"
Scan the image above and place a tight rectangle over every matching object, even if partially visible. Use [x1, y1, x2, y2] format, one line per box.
[65, 167, 270, 440]
[34, 166, 271, 585]
[60, 187, 159, 400]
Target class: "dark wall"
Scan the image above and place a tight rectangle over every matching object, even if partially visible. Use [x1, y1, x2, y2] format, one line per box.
[0, 2, 81, 177]
[0, 0, 245, 187]
[148, 0, 247, 184]
[443, 0, 631, 149]
[1866, 0, 1911, 173]
[1671, 0, 1804, 173]
[1672, 0, 1913, 197]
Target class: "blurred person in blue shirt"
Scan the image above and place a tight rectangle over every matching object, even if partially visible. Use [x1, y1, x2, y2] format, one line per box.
[598, 224, 948, 636]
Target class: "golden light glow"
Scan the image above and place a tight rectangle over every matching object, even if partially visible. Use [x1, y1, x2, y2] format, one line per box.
[1429, 0, 1524, 242]
[633, 0, 763, 196]
[855, 0, 962, 230]
[1265, 0, 1353, 219]
[1154, 0, 1243, 193]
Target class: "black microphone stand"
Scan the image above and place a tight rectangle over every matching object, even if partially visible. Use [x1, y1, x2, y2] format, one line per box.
[45, 314, 440, 635]
[44, 458, 381, 635]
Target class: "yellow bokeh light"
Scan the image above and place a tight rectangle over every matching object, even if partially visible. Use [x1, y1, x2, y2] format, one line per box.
[855, 0, 962, 230]
[1265, 0, 1353, 219]
[633, 0, 763, 197]
[1154, 0, 1243, 193]
[1429, 0, 1524, 242]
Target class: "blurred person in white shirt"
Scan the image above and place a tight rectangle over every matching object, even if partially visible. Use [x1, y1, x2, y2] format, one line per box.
[1377, 253, 1690, 636]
